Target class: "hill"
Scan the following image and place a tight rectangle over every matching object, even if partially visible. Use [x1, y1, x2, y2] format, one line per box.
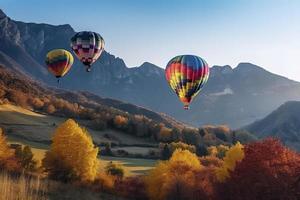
[2, 9, 300, 128]
[244, 101, 300, 151]
[0, 64, 181, 147]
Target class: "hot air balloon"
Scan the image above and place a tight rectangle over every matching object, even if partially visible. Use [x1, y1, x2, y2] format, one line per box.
[165, 55, 209, 110]
[45, 49, 74, 83]
[70, 31, 105, 72]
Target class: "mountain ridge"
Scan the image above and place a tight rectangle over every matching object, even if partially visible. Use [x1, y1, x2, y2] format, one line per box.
[244, 101, 300, 151]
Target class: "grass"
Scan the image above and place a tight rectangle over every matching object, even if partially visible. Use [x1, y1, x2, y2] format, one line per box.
[0, 172, 126, 200]
[0, 104, 154, 146]
[1, 104, 158, 176]
[7, 141, 157, 176]
[100, 156, 157, 176]
[0, 172, 48, 200]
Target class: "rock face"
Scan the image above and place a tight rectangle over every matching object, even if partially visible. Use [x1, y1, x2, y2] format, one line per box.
[2, 9, 300, 128]
[244, 101, 300, 151]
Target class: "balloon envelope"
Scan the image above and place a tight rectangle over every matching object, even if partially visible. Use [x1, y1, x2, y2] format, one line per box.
[70, 31, 104, 71]
[165, 55, 209, 109]
[45, 49, 73, 78]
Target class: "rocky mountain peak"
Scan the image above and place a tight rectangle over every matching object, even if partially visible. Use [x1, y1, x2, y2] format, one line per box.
[137, 62, 164, 76]
[210, 65, 233, 76]
[235, 62, 266, 73]
[0, 9, 7, 19]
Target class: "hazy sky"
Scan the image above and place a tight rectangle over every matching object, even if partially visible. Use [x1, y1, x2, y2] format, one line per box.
[1, 0, 300, 80]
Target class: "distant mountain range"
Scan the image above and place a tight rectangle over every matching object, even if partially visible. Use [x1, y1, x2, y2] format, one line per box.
[2, 8, 300, 128]
[245, 101, 300, 151]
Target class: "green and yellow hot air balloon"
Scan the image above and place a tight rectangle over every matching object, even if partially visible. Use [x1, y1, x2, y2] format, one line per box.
[45, 49, 74, 82]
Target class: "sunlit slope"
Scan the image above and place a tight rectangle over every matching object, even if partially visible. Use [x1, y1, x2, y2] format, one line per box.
[8, 139, 155, 176]
[0, 104, 154, 146]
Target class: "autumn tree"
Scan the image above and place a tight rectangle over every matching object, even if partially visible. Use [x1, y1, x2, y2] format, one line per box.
[133, 115, 151, 137]
[217, 138, 300, 200]
[113, 115, 128, 129]
[46, 104, 56, 114]
[146, 149, 202, 200]
[160, 143, 171, 160]
[105, 162, 124, 178]
[103, 142, 112, 156]
[207, 146, 218, 157]
[182, 128, 201, 145]
[30, 97, 44, 109]
[116, 176, 148, 200]
[7, 90, 29, 108]
[158, 126, 173, 142]
[208, 144, 229, 159]
[15, 145, 37, 171]
[42, 119, 99, 182]
[199, 155, 223, 168]
[216, 142, 244, 182]
[94, 172, 116, 192]
[159, 141, 196, 160]
[0, 128, 20, 172]
[0, 128, 11, 160]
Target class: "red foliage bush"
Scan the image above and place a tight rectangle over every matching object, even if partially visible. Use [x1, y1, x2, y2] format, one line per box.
[217, 138, 300, 200]
[115, 176, 148, 200]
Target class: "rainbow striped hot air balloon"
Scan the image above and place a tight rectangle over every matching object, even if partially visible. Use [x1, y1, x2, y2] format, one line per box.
[165, 55, 209, 110]
[70, 31, 105, 72]
[45, 49, 74, 82]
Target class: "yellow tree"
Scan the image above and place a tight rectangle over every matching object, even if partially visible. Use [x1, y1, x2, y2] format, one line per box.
[0, 128, 20, 172]
[0, 128, 13, 160]
[216, 142, 244, 182]
[146, 149, 202, 200]
[169, 149, 201, 169]
[43, 119, 99, 182]
[208, 145, 229, 158]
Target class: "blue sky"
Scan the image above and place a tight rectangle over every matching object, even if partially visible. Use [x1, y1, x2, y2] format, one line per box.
[1, 0, 300, 80]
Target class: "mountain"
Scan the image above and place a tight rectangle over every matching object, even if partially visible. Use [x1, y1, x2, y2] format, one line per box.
[2, 8, 300, 128]
[244, 101, 300, 151]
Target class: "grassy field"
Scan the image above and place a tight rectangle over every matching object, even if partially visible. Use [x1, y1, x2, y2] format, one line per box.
[100, 156, 157, 176]
[7, 142, 157, 176]
[1, 104, 158, 176]
[0, 104, 155, 146]
[0, 172, 125, 200]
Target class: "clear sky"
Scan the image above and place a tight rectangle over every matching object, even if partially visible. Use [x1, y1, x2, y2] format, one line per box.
[1, 0, 300, 80]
